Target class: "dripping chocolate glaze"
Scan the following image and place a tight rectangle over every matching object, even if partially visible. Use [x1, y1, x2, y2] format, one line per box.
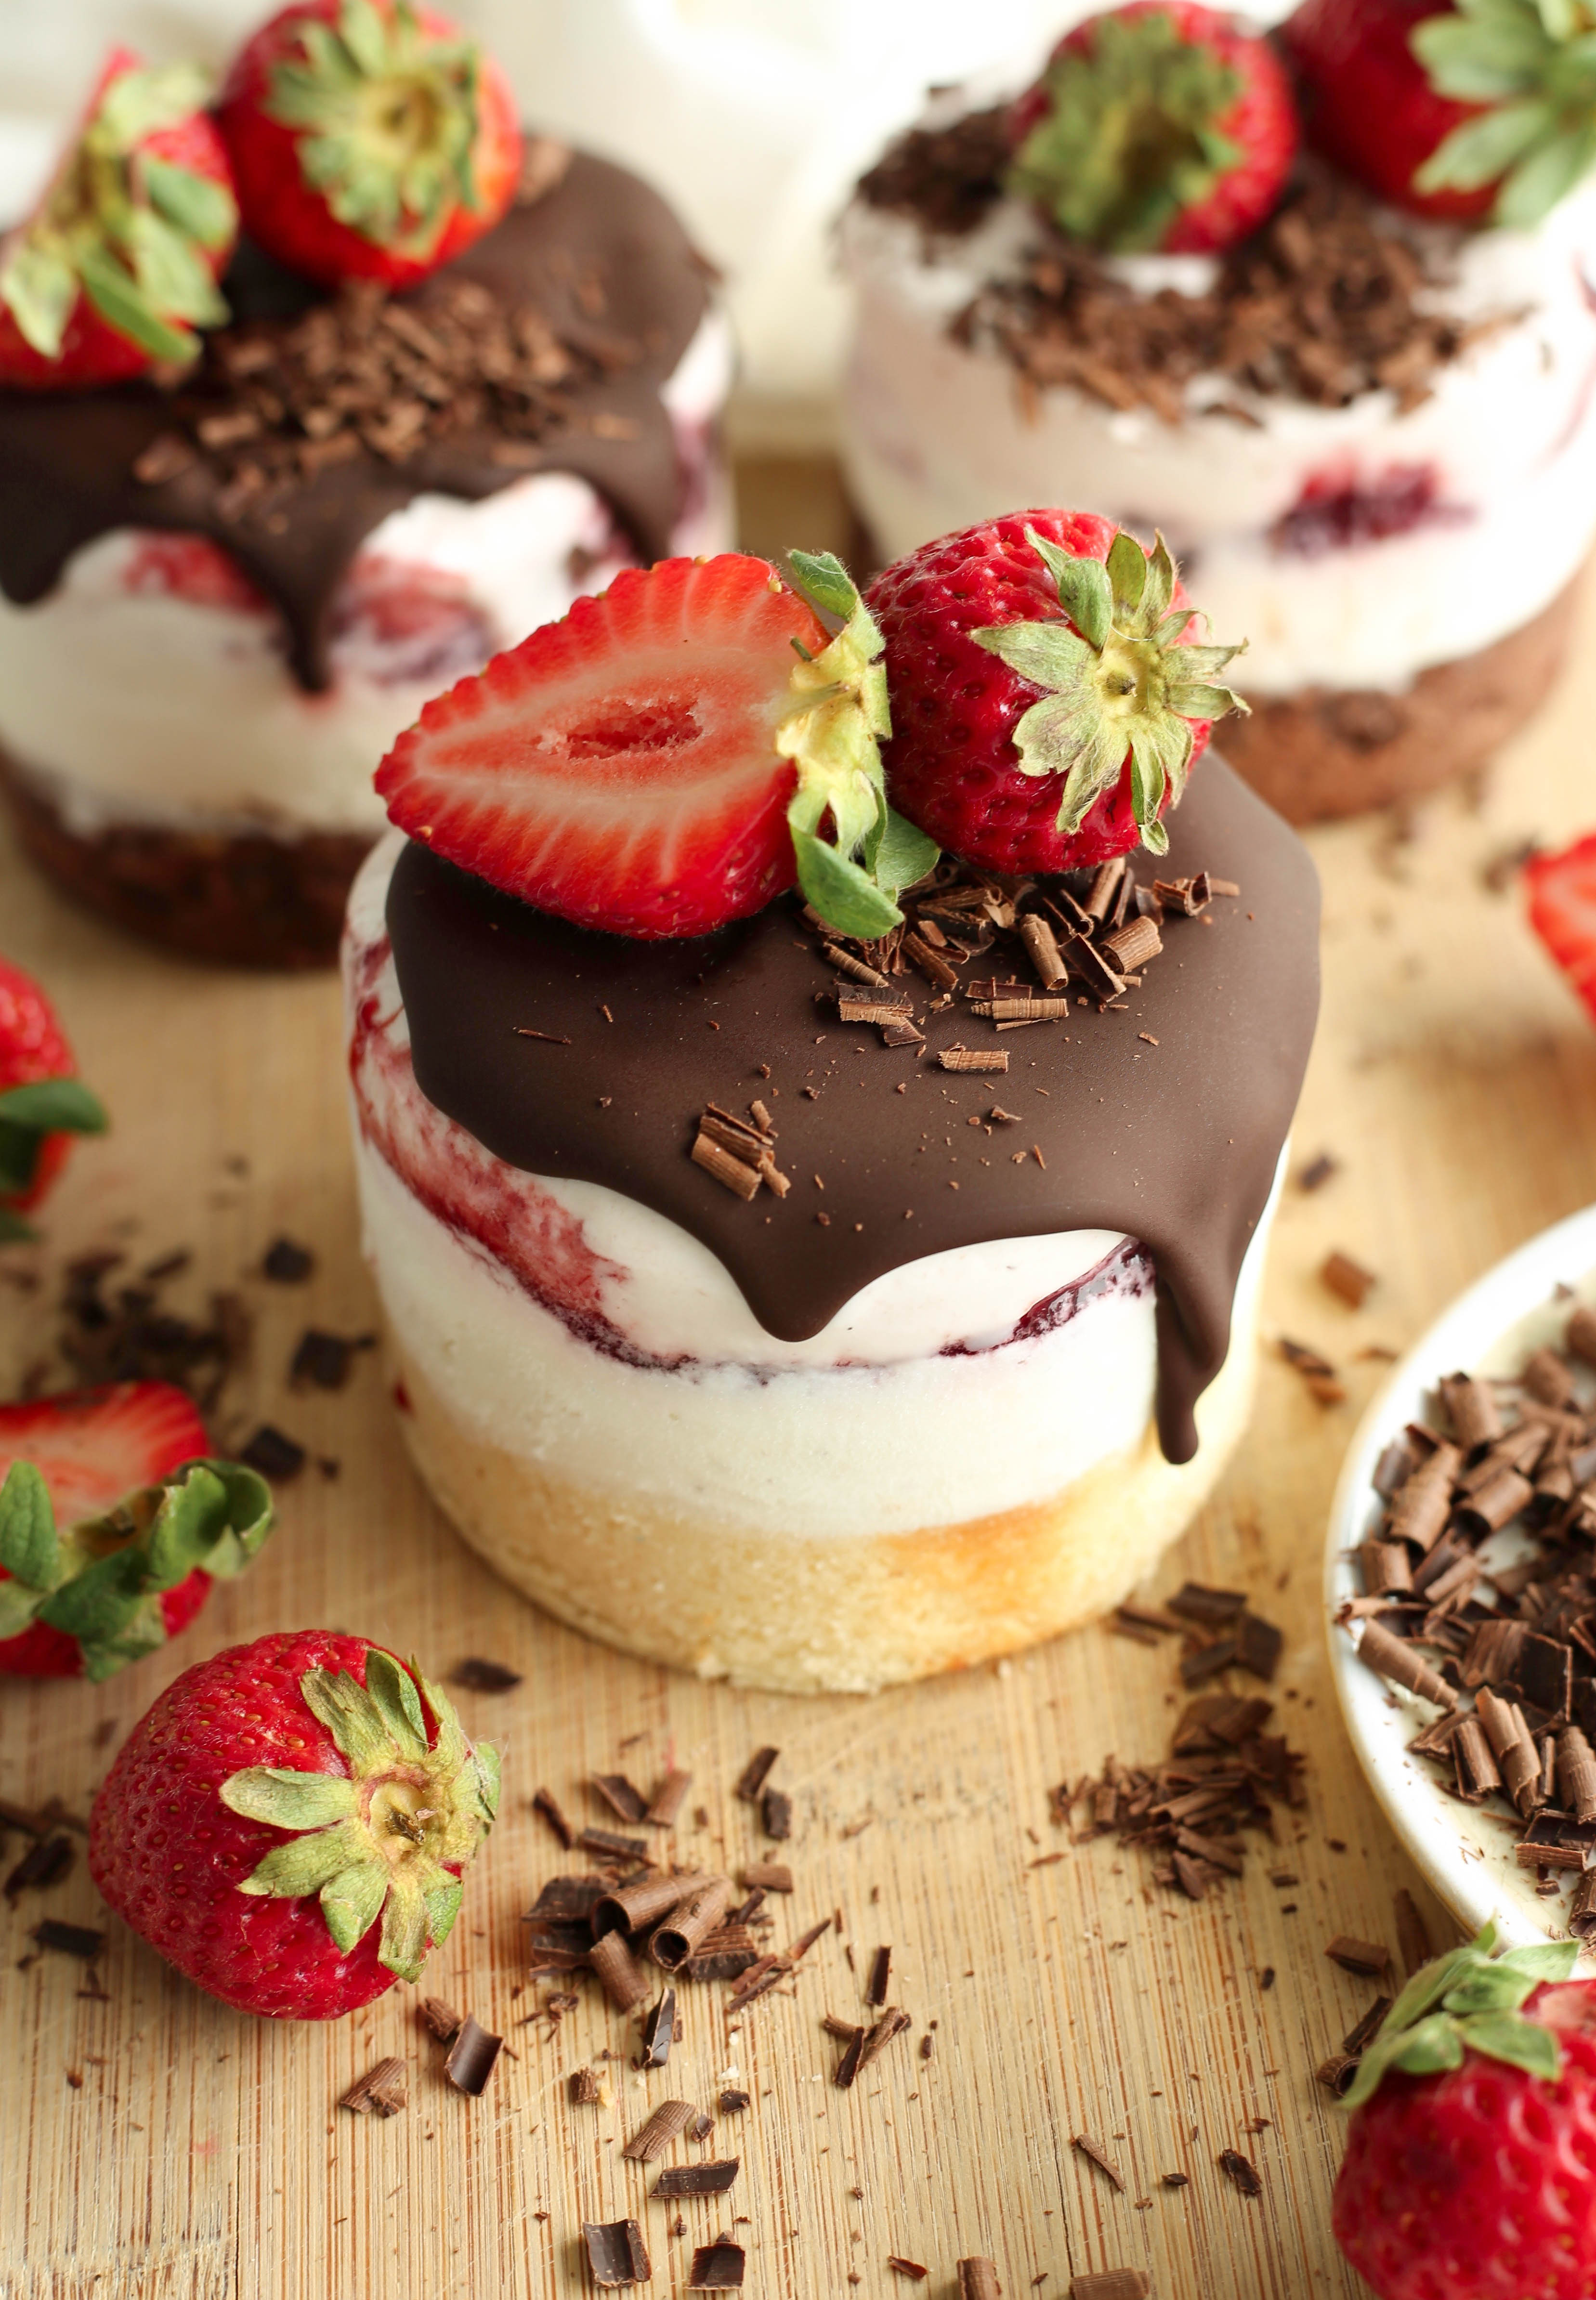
[0, 149, 709, 692]
[386, 757, 1319, 1464]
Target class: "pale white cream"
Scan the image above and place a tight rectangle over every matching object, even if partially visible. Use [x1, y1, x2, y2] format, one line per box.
[342, 830, 1277, 1542]
[0, 311, 733, 838]
[840, 180, 1596, 693]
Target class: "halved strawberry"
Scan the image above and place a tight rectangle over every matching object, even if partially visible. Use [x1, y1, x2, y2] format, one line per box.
[376, 552, 936, 941]
[0, 954, 107, 1238]
[1526, 835, 1596, 1020]
[0, 1383, 275, 1680]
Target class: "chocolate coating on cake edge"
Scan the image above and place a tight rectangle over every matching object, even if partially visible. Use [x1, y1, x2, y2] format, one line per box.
[0, 150, 710, 692]
[385, 757, 1320, 1464]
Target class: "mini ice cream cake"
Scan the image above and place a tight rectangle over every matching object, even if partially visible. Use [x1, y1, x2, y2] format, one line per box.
[344, 511, 1319, 1692]
[841, 0, 1596, 823]
[0, 12, 731, 968]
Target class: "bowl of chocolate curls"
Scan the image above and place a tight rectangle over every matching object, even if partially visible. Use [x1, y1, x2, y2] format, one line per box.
[1327, 1201, 1596, 1951]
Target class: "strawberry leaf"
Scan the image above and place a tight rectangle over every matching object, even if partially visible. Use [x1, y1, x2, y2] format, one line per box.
[0, 1079, 108, 1135]
[1458, 2009, 1565, 2079]
[0, 237, 78, 359]
[76, 243, 197, 365]
[91, 63, 214, 158]
[0, 1208, 36, 1243]
[222, 1768, 360, 1830]
[1411, 0, 1596, 220]
[791, 829, 902, 939]
[140, 156, 238, 251]
[321, 1858, 390, 1951]
[1341, 1924, 1579, 2107]
[866, 803, 940, 902]
[0, 1461, 59, 1594]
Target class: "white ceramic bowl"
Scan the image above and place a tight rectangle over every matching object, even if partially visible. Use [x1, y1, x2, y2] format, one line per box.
[1325, 1201, 1596, 1950]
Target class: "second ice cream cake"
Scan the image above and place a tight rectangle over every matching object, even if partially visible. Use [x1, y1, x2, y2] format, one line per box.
[344, 515, 1319, 1691]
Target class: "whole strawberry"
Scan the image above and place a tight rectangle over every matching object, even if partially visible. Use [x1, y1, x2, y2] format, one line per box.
[1334, 1923, 1596, 2299]
[0, 955, 107, 1239]
[1007, 1, 1298, 254]
[377, 549, 934, 941]
[90, 1631, 499, 2018]
[1284, 0, 1596, 229]
[867, 511, 1247, 875]
[218, 0, 523, 291]
[0, 50, 237, 389]
[0, 1384, 274, 1679]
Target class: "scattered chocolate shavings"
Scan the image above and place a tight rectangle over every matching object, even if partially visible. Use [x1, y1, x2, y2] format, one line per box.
[856, 102, 1008, 237]
[419, 1995, 464, 2042]
[740, 1862, 793, 1894]
[718, 2089, 750, 2114]
[1168, 1583, 1246, 1626]
[289, 1327, 375, 1390]
[836, 2008, 912, 2088]
[449, 1657, 523, 1692]
[1217, 2149, 1263, 2198]
[1073, 2134, 1125, 2191]
[938, 1048, 1009, 1074]
[887, 2261, 929, 2284]
[958, 2263, 1003, 2300]
[691, 1104, 789, 1203]
[531, 1789, 575, 1849]
[262, 1237, 314, 1281]
[1298, 1153, 1339, 1193]
[577, 1828, 649, 1862]
[583, 2219, 652, 2289]
[340, 2057, 407, 2117]
[1325, 1935, 1391, 1979]
[1279, 1337, 1347, 1405]
[689, 2240, 746, 2291]
[444, 2014, 502, 2096]
[1322, 1251, 1377, 1309]
[761, 1788, 793, 1842]
[623, 2097, 697, 2161]
[655, 2161, 740, 2198]
[4, 1836, 75, 1897]
[240, 1424, 307, 1482]
[591, 1774, 650, 1824]
[571, 2066, 604, 2106]
[1236, 1613, 1284, 1682]
[866, 1945, 892, 2006]
[645, 1769, 692, 1827]
[29, 1919, 105, 1960]
[639, 1989, 678, 2069]
[591, 1931, 653, 2012]
[1069, 2274, 1152, 2300]
[46, 1249, 250, 1414]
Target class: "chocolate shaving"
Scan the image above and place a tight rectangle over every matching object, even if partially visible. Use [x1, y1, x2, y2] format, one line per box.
[887, 2262, 929, 2283]
[30, 1919, 105, 1960]
[734, 1747, 780, 1802]
[443, 2014, 502, 2097]
[1322, 1251, 1376, 1309]
[577, 1828, 650, 1862]
[1354, 1619, 1457, 1709]
[240, 1424, 307, 1482]
[419, 1995, 463, 2041]
[836, 2008, 912, 2088]
[4, 1835, 75, 1897]
[718, 2089, 750, 2114]
[1325, 1935, 1391, 1979]
[595, 1870, 716, 1938]
[653, 1878, 735, 1971]
[289, 1327, 374, 1390]
[645, 1769, 693, 1827]
[654, 2161, 740, 2197]
[571, 2066, 604, 2106]
[1218, 2148, 1263, 2198]
[740, 1862, 793, 1893]
[639, 1988, 678, 2068]
[866, 1945, 892, 2006]
[590, 1930, 653, 2012]
[623, 2097, 697, 2161]
[1069, 2277, 1152, 2300]
[583, 2219, 652, 2288]
[340, 2056, 407, 2117]
[1073, 2134, 1125, 2191]
[689, 2240, 746, 2290]
[591, 1774, 650, 1824]
[532, 1787, 575, 1847]
[761, 1788, 793, 1842]
[957, 2265, 1003, 2300]
[262, 1236, 314, 1281]
[938, 1048, 1009, 1073]
[449, 1656, 522, 1692]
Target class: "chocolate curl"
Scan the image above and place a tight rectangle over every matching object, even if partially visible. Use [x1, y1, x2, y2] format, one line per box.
[1456, 1464, 1534, 1533]
[645, 1768, 693, 1827]
[1085, 855, 1127, 921]
[1354, 1619, 1457, 1709]
[650, 1876, 734, 1972]
[957, 2264, 1003, 2300]
[1439, 1372, 1503, 1451]
[1462, 1617, 1526, 1688]
[593, 1870, 717, 1940]
[1360, 1541, 1413, 1595]
[1019, 912, 1070, 989]
[1524, 1347, 1577, 1408]
[1101, 914, 1162, 974]
[1574, 1871, 1596, 1939]
[1389, 1442, 1461, 1551]
[1451, 1716, 1502, 1803]
[590, 1928, 654, 2012]
[1559, 1725, 1596, 1823]
[1568, 1304, 1596, 1368]
[1476, 1687, 1543, 1815]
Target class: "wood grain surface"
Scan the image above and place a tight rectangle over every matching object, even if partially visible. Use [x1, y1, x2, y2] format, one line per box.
[4, 463, 1596, 2300]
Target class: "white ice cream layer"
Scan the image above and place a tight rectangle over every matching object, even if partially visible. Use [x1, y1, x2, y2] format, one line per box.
[343, 830, 1274, 1540]
[0, 311, 733, 839]
[840, 186, 1596, 693]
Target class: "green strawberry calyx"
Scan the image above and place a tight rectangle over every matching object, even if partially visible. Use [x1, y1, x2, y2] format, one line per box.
[1007, 10, 1244, 253]
[0, 62, 235, 364]
[0, 1076, 109, 1243]
[267, 0, 489, 259]
[1413, 0, 1596, 229]
[778, 549, 940, 940]
[972, 526, 1247, 859]
[0, 1452, 274, 1678]
[221, 1652, 500, 1983]
[1343, 1920, 1582, 2108]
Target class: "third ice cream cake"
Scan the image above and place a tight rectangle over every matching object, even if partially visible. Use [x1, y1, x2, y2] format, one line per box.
[345, 512, 1318, 1691]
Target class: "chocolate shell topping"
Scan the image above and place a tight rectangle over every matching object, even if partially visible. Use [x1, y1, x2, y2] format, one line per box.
[386, 758, 1319, 1464]
[0, 150, 710, 692]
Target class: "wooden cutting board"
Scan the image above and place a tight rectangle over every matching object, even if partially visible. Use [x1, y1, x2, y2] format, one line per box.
[3, 463, 1594, 2300]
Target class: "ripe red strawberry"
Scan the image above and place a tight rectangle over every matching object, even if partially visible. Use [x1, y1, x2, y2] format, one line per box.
[90, 1631, 499, 2019]
[378, 550, 932, 941]
[0, 50, 237, 389]
[1284, 0, 1596, 228]
[1526, 834, 1596, 1019]
[218, 1, 523, 291]
[1007, 1, 1298, 254]
[0, 1384, 274, 1679]
[0, 955, 107, 1238]
[867, 511, 1247, 876]
[1333, 1923, 1596, 2299]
